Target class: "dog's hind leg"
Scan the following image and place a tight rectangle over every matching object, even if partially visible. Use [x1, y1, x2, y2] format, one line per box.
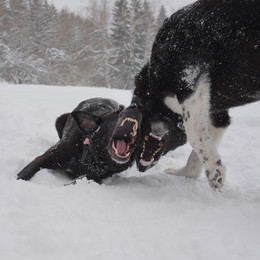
[165, 75, 228, 191]
[196, 124, 227, 191]
[182, 76, 229, 191]
[165, 149, 203, 178]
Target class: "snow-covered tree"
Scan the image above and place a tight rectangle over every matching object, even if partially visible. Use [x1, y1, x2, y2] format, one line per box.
[0, 0, 164, 87]
[45, 47, 81, 85]
[141, 0, 155, 65]
[0, 41, 47, 84]
[156, 5, 167, 33]
[110, 0, 131, 89]
[29, 0, 58, 57]
[0, 1, 11, 42]
[125, 0, 146, 89]
[84, 0, 112, 88]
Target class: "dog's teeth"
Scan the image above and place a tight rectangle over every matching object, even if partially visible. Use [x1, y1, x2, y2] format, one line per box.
[116, 152, 130, 159]
[112, 139, 131, 159]
[112, 141, 118, 155]
[133, 122, 138, 131]
[112, 140, 116, 150]
[120, 117, 138, 127]
[149, 132, 162, 141]
[131, 131, 137, 137]
[120, 118, 127, 127]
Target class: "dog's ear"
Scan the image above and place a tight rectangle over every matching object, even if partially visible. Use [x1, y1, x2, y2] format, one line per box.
[71, 111, 100, 133]
[118, 104, 125, 112]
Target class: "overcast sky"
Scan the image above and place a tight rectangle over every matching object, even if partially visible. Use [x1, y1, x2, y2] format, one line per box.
[50, 0, 196, 16]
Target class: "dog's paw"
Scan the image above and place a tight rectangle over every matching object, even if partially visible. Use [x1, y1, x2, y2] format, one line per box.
[17, 170, 31, 181]
[165, 168, 200, 178]
[205, 165, 226, 192]
[165, 168, 178, 175]
[17, 168, 35, 181]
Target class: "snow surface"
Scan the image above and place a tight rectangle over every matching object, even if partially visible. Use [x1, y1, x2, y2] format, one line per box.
[1, 83, 260, 260]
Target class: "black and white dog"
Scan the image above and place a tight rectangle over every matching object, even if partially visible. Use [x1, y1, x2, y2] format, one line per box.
[17, 98, 135, 183]
[110, 0, 260, 191]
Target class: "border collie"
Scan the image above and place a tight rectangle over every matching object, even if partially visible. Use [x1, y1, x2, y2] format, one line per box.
[110, 0, 260, 191]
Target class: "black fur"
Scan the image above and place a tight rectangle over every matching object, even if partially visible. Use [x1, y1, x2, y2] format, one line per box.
[17, 98, 134, 183]
[55, 113, 70, 139]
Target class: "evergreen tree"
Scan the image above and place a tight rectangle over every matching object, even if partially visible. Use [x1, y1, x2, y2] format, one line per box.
[29, 0, 58, 57]
[110, 0, 131, 89]
[10, 0, 34, 53]
[156, 5, 167, 33]
[0, 0, 19, 47]
[126, 0, 145, 89]
[0, 40, 46, 84]
[0, 0, 47, 84]
[0, 0, 164, 87]
[85, 0, 112, 88]
[0, 1, 10, 43]
[141, 0, 155, 65]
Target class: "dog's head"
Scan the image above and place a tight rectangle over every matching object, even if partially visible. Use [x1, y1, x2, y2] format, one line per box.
[135, 112, 187, 172]
[71, 98, 129, 166]
[109, 104, 142, 164]
[109, 63, 151, 164]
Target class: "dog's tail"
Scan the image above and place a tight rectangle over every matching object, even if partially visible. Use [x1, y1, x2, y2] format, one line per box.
[55, 113, 70, 139]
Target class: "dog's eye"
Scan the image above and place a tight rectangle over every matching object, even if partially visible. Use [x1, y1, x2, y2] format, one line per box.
[83, 120, 97, 130]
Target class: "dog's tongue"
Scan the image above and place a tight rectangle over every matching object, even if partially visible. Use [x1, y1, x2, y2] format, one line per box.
[116, 140, 127, 155]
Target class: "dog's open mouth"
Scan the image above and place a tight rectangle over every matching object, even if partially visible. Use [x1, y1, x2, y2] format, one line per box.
[137, 132, 164, 171]
[111, 117, 139, 163]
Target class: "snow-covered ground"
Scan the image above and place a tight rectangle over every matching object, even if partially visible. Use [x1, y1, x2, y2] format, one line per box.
[0, 83, 260, 260]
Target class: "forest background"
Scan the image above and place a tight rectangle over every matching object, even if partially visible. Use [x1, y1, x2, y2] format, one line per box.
[0, 0, 171, 89]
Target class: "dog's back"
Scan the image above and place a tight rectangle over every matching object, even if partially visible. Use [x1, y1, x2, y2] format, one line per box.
[150, 0, 260, 108]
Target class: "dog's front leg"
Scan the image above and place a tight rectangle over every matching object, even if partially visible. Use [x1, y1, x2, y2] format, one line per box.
[165, 149, 203, 178]
[17, 152, 53, 180]
[17, 140, 76, 181]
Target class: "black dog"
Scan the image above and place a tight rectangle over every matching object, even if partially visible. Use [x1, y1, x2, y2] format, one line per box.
[110, 0, 260, 191]
[17, 98, 134, 183]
